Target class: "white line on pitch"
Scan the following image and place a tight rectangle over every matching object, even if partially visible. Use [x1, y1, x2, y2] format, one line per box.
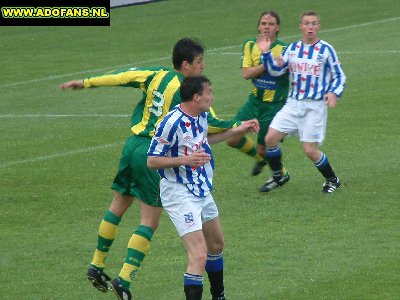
[0, 113, 234, 118]
[209, 16, 400, 53]
[0, 142, 123, 169]
[0, 56, 170, 88]
[339, 50, 400, 54]
[218, 50, 400, 55]
[0, 114, 131, 118]
[1, 16, 399, 89]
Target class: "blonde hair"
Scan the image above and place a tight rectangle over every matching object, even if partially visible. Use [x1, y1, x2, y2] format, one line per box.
[300, 11, 320, 23]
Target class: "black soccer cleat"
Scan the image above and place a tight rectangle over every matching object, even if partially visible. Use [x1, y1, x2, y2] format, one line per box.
[110, 277, 132, 300]
[259, 172, 290, 192]
[252, 160, 267, 176]
[86, 266, 111, 293]
[212, 291, 226, 300]
[322, 177, 341, 193]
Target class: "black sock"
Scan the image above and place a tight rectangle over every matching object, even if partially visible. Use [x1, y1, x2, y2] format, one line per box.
[184, 285, 203, 300]
[207, 270, 225, 299]
[315, 153, 336, 179]
[266, 146, 283, 177]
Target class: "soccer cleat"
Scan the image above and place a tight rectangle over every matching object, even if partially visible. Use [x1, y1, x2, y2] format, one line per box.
[259, 172, 290, 192]
[211, 288, 225, 300]
[86, 266, 111, 293]
[110, 278, 132, 300]
[322, 177, 341, 193]
[212, 293, 226, 300]
[252, 160, 267, 176]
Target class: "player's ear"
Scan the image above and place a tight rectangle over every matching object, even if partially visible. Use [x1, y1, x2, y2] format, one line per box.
[182, 61, 189, 71]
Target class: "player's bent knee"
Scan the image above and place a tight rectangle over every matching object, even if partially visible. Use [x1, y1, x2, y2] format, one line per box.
[110, 193, 134, 216]
[214, 241, 224, 254]
[302, 145, 320, 161]
[208, 237, 224, 254]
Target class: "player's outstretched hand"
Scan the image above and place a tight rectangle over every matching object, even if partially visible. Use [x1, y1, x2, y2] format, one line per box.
[59, 80, 84, 90]
[237, 119, 260, 134]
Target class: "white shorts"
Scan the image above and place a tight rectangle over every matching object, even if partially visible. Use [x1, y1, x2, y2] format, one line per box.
[160, 178, 219, 237]
[270, 98, 328, 144]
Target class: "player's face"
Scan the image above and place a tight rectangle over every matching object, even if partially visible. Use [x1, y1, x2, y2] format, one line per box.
[300, 15, 320, 44]
[198, 83, 213, 112]
[186, 54, 205, 76]
[258, 14, 279, 40]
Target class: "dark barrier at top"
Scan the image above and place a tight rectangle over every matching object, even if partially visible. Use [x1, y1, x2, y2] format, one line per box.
[110, 0, 161, 8]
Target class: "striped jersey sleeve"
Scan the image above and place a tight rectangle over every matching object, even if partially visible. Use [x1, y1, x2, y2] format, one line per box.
[83, 66, 163, 91]
[241, 39, 256, 68]
[148, 106, 214, 197]
[262, 39, 346, 101]
[83, 66, 185, 138]
[207, 107, 241, 134]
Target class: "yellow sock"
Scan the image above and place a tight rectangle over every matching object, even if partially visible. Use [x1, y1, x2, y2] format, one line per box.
[118, 225, 153, 285]
[91, 210, 120, 269]
[233, 136, 263, 161]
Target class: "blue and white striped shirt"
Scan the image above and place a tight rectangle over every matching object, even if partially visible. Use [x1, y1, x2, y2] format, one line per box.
[262, 39, 346, 101]
[147, 105, 214, 197]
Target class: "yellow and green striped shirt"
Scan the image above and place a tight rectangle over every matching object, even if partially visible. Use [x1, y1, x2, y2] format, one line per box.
[84, 67, 184, 137]
[241, 39, 289, 103]
[83, 67, 240, 137]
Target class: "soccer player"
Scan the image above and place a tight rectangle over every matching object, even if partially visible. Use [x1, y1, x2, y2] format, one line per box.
[257, 11, 346, 193]
[147, 76, 259, 300]
[59, 38, 236, 300]
[226, 11, 289, 176]
[60, 38, 245, 300]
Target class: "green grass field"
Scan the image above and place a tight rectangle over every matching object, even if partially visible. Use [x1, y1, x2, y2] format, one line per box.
[1, 0, 400, 299]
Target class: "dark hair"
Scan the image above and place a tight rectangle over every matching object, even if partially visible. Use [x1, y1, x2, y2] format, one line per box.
[172, 38, 204, 70]
[257, 11, 281, 35]
[180, 76, 211, 102]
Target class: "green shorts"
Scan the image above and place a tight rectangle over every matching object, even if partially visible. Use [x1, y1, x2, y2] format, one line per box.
[235, 93, 285, 146]
[111, 135, 162, 207]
